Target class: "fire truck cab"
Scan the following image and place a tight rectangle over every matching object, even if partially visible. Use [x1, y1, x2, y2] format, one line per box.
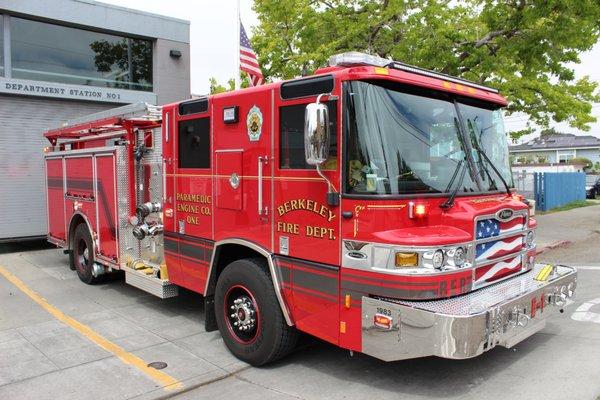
[44, 52, 577, 366]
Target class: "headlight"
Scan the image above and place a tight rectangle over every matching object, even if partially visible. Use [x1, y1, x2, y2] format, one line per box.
[525, 231, 535, 246]
[432, 249, 444, 270]
[454, 247, 466, 267]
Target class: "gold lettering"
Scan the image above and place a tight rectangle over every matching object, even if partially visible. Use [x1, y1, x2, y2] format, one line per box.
[319, 205, 328, 219]
[290, 200, 298, 211]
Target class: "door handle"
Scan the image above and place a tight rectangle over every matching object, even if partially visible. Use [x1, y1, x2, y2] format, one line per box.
[258, 155, 268, 215]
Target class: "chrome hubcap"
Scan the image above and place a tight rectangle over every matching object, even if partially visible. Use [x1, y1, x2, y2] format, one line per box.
[229, 296, 256, 332]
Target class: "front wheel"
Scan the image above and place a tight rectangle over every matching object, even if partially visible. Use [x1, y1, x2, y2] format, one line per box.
[215, 258, 297, 366]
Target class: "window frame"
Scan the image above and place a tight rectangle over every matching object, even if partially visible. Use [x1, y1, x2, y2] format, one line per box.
[557, 149, 576, 164]
[278, 100, 338, 170]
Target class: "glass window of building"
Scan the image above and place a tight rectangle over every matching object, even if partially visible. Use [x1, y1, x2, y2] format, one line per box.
[11, 17, 153, 91]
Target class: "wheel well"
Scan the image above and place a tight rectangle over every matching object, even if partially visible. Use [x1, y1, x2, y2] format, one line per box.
[68, 214, 87, 249]
[207, 244, 268, 296]
[203, 243, 270, 332]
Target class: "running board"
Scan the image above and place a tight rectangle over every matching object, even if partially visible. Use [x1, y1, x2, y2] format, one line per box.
[124, 267, 178, 299]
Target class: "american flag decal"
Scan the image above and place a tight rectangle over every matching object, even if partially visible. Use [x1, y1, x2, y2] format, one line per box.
[240, 22, 264, 86]
[474, 216, 525, 285]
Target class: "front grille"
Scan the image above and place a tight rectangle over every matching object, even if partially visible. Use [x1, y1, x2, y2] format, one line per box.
[473, 211, 528, 288]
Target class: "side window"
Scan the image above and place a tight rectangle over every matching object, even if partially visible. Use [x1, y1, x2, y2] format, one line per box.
[178, 118, 210, 168]
[279, 101, 337, 169]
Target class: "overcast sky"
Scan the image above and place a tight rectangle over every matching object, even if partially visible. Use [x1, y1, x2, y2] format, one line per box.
[101, 0, 599, 139]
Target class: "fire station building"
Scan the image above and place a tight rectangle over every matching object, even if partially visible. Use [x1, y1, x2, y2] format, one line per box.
[0, 0, 190, 241]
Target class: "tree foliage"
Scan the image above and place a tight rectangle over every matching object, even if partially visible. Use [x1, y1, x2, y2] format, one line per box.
[209, 73, 252, 94]
[251, 0, 600, 136]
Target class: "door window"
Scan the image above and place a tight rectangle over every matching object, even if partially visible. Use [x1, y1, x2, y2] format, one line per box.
[178, 118, 210, 168]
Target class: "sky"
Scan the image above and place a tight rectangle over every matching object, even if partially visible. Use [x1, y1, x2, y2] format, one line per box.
[100, 0, 600, 140]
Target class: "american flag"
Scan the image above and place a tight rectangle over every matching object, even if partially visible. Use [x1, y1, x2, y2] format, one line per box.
[474, 217, 525, 285]
[240, 21, 263, 86]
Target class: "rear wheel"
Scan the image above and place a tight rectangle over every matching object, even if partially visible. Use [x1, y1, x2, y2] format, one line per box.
[72, 224, 98, 284]
[215, 258, 297, 366]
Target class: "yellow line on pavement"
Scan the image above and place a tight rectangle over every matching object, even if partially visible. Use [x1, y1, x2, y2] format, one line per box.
[0, 265, 183, 391]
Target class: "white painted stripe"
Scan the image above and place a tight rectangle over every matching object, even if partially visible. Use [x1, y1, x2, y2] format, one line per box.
[478, 236, 522, 260]
[476, 257, 521, 283]
[241, 64, 262, 75]
[573, 266, 600, 270]
[240, 54, 259, 65]
[240, 46, 256, 56]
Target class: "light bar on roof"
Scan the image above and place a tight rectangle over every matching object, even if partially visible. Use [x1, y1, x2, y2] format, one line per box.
[328, 51, 499, 94]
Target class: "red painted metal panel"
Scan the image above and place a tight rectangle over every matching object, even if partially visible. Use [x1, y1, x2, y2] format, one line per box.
[211, 91, 272, 250]
[215, 151, 243, 210]
[95, 154, 118, 261]
[45, 158, 66, 241]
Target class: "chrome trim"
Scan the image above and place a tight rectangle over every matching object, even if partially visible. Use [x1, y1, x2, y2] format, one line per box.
[204, 238, 293, 326]
[476, 228, 528, 244]
[258, 156, 264, 215]
[44, 146, 119, 158]
[361, 263, 577, 361]
[342, 239, 475, 275]
[476, 245, 531, 267]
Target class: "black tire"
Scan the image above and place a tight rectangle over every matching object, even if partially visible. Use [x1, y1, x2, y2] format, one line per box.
[215, 258, 298, 366]
[68, 249, 76, 270]
[72, 224, 98, 284]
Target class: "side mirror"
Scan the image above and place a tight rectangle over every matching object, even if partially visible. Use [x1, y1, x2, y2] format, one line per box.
[304, 102, 330, 165]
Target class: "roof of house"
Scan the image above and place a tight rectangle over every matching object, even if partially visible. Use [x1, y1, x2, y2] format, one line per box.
[509, 133, 600, 152]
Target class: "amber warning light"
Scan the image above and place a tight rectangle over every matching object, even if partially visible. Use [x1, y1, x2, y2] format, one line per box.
[374, 314, 393, 330]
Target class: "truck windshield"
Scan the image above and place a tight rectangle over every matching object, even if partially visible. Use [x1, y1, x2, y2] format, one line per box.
[344, 80, 511, 196]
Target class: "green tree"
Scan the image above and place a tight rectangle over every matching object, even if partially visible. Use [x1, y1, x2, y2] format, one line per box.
[251, 0, 600, 138]
[208, 73, 252, 94]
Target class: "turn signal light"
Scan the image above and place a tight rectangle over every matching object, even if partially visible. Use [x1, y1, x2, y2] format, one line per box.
[374, 314, 393, 330]
[395, 252, 418, 267]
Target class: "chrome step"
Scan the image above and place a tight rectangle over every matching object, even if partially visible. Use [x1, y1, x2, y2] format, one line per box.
[124, 266, 178, 299]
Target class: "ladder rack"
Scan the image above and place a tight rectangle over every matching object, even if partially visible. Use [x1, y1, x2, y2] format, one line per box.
[44, 102, 162, 145]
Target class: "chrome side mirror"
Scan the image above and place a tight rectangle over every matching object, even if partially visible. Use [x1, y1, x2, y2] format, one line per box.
[304, 100, 330, 165]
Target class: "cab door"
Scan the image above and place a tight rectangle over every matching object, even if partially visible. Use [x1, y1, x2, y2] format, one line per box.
[212, 90, 272, 251]
[272, 76, 341, 346]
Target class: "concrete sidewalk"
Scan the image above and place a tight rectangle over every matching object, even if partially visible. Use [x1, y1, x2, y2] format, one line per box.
[0, 246, 248, 400]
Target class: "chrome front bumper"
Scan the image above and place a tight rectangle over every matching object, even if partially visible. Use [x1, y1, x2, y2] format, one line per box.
[361, 263, 577, 361]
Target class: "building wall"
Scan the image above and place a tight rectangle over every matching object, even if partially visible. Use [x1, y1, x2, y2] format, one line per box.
[577, 148, 600, 164]
[0, 94, 114, 239]
[154, 39, 190, 105]
[511, 148, 600, 165]
[512, 150, 556, 163]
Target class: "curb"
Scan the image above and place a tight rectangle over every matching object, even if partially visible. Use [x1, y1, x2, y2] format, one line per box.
[536, 240, 572, 255]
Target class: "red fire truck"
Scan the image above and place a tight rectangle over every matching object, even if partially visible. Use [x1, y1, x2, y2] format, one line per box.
[44, 52, 577, 366]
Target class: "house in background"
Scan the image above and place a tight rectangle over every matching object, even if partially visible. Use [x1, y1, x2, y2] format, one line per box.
[509, 133, 600, 165]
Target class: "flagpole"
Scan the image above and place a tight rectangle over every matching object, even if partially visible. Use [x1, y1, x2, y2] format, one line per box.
[235, 0, 241, 90]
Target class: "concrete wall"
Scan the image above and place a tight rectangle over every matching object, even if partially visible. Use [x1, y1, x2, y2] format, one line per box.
[153, 39, 190, 105]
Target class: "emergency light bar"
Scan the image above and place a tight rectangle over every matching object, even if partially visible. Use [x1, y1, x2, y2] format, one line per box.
[328, 51, 499, 94]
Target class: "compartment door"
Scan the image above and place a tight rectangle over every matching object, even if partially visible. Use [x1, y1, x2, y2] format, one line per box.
[95, 154, 118, 261]
[216, 150, 243, 210]
[45, 157, 66, 242]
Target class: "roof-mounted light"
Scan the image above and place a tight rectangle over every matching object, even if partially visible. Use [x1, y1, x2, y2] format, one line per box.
[328, 51, 499, 94]
[329, 52, 390, 68]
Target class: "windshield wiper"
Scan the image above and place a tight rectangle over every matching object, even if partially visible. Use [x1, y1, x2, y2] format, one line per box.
[440, 159, 467, 210]
[468, 121, 512, 196]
